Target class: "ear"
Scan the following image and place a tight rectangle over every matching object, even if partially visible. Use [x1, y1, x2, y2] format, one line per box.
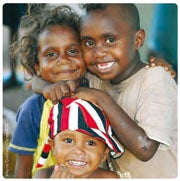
[101, 147, 110, 163]
[48, 138, 56, 156]
[34, 64, 40, 76]
[134, 29, 145, 50]
[48, 138, 55, 148]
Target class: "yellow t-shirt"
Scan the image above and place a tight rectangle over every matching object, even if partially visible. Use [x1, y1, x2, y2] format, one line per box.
[32, 99, 56, 176]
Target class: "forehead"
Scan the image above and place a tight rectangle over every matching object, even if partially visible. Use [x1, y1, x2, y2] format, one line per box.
[56, 130, 102, 142]
[39, 25, 79, 41]
[80, 5, 131, 34]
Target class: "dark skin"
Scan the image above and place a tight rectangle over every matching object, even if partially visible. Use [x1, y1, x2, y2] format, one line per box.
[34, 165, 119, 178]
[73, 86, 159, 161]
[14, 155, 33, 178]
[76, 4, 159, 161]
[32, 4, 176, 162]
[13, 25, 85, 178]
[34, 130, 120, 178]
[31, 4, 176, 177]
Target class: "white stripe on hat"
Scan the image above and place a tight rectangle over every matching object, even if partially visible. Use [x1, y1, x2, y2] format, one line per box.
[38, 156, 48, 166]
[68, 102, 79, 130]
[73, 99, 106, 133]
[110, 135, 124, 152]
[91, 128, 113, 150]
[107, 124, 124, 152]
[53, 104, 59, 136]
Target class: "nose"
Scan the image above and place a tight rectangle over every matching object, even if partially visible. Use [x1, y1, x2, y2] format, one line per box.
[72, 142, 86, 155]
[93, 43, 107, 58]
[56, 54, 70, 65]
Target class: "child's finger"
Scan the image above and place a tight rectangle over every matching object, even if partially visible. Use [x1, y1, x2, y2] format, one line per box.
[51, 164, 74, 178]
[66, 80, 77, 95]
[60, 165, 72, 178]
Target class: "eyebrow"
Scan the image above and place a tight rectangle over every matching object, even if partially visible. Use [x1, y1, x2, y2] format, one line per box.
[40, 42, 81, 52]
[103, 32, 119, 37]
[80, 36, 93, 41]
[81, 32, 119, 41]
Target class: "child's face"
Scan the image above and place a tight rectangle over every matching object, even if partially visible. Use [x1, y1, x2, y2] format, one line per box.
[50, 130, 109, 178]
[37, 25, 85, 83]
[80, 5, 144, 83]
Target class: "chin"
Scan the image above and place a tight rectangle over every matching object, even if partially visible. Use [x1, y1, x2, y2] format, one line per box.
[96, 74, 114, 81]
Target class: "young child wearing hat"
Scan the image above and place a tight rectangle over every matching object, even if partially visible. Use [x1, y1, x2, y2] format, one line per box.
[34, 97, 122, 178]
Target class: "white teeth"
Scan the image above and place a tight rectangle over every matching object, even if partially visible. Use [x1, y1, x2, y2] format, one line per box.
[97, 62, 114, 69]
[69, 160, 86, 166]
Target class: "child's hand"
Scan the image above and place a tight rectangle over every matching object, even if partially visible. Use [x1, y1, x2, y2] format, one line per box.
[43, 80, 76, 104]
[50, 165, 74, 178]
[146, 57, 176, 78]
[72, 87, 109, 107]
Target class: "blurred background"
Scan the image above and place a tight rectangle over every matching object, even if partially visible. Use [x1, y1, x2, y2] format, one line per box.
[2, 3, 178, 178]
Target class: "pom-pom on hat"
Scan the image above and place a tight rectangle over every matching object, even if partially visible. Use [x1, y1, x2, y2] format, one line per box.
[36, 97, 124, 168]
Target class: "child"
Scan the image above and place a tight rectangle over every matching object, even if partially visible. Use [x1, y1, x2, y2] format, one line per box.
[8, 5, 86, 178]
[35, 97, 121, 178]
[34, 4, 177, 178]
[76, 3, 177, 178]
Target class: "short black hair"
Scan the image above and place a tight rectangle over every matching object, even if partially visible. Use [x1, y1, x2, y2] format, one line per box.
[80, 3, 140, 30]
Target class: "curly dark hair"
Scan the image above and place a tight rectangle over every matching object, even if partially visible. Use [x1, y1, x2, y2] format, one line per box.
[80, 3, 140, 31]
[11, 4, 80, 76]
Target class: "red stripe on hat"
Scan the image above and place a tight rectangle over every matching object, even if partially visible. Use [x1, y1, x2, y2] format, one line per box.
[60, 102, 70, 131]
[43, 143, 51, 153]
[48, 106, 55, 138]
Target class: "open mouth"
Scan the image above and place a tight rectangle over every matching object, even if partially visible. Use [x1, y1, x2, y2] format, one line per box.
[68, 160, 87, 167]
[96, 61, 115, 71]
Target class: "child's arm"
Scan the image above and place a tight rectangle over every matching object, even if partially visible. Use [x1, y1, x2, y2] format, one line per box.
[31, 75, 50, 95]
[31, 76, 76, 104]
[31, 57, 176, 104]
[73, 87, 159, 162]
[14, 154, 33, 178]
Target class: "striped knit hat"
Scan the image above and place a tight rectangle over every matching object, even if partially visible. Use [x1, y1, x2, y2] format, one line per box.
[36, 97, 124, 168]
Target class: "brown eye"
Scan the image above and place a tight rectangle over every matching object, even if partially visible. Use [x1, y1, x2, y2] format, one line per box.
[87, 140, 96, 146]
[85, 40, 95, 47]
[105, 37, 116, 44]
[64, 138, 73, 143]
[46, 52, 58, 59]
[67, 49, 79, 56]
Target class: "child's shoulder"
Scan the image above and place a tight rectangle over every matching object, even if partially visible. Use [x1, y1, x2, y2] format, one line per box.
[143, 66, 176, 84]
[92, 168, 119, 178]
[19, 93, 46, 112]
[21, 93, 45, 105]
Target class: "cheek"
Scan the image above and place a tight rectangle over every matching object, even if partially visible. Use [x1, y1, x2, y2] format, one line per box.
[39, 61, 55, 81]
[89, 144, 108, 159]
[82, 49, 92, 65]
[54, 145, 66, 164]
[39, 60, 50, 72]
[78, 60, 86, 72]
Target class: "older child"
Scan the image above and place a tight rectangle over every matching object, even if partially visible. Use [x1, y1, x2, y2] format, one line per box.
[35, 97, 121, 178]
[8, 5, 86, 178]
[75, 3, 177, 178]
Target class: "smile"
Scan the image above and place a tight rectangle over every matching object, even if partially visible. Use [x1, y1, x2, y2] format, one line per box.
[68, 160, 87, 167]
[96, 61, 115, 71]
[55, 69, 79, 75]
